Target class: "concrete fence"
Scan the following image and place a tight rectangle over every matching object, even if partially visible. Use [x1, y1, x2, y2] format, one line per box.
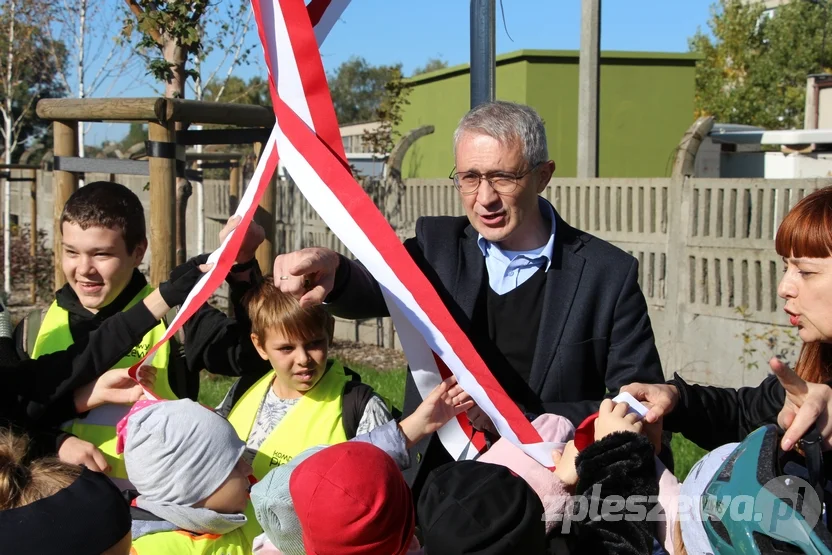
[7, 170, 832, 387]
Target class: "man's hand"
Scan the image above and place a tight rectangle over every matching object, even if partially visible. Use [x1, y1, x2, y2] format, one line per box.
[58, 436, 110, 473]
[398, 376, 474, 448]
[552, 440, 579, 490]
[771, 357, 832, 451]
[643, 418, 664, 456]
[273, 247, 340, 307]
[74, 367, 156, 413]
[620, 382, 680, 424]
[594, 399, 643, 441]
[220, 215, 265, 264]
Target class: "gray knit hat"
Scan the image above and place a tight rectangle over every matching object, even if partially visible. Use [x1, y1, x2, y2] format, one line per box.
[250, 445, 326, 555]
[123, 399, 246, 507]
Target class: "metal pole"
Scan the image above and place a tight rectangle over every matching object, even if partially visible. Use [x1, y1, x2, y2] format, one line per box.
[470, 0, 496, 108]
[29, 169, 36, 304]
[577, 0, 601, 178]
[194, 125, 204, 254]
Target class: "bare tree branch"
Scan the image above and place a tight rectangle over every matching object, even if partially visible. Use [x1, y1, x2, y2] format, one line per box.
[211, 7, 253, 102]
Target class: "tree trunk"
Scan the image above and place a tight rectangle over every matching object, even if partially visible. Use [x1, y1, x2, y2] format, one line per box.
[3, 0, 16, 297]
[163, 37, 187, 99]
[163, 37, 190, 263]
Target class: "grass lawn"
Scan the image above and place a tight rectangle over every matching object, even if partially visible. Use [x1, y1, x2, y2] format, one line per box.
[200, 363, 708, 480]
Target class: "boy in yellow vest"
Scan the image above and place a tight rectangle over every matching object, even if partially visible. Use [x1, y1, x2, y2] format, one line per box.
[15, 181, 270, 484]
[218, 280, 393, 479]
[218, 281, 475, 481]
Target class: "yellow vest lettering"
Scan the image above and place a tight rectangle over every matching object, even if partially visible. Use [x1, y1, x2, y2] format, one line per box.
[227, 361, 349, 481]
[31, 285, 173, 480]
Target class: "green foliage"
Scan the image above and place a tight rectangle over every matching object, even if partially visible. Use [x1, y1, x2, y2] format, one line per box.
[361, 68, 411, 156]
[203, 75, 269, 106]
[122, 0, 210, 93]
[328, 57, 405, 125]
[411, 57, 449, 77]
[690, 0, 832, 129]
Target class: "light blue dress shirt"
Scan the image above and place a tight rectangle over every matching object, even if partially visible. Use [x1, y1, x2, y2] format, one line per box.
[476, 198, 556, 295]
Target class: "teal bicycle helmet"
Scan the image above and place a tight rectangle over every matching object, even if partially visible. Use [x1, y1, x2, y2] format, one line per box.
[697, 425, 832, 554]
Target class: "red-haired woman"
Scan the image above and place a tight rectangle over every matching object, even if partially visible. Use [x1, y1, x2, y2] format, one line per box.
[623, 187, 832, 454]
[775, 187, 832, 384]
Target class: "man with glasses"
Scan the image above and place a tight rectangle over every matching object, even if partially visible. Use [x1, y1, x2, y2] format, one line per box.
[272, 101, 664, 492]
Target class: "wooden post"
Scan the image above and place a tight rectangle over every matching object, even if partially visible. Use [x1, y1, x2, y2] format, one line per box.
[229, 160, 240, 215]
[253, 142, 276, 274]
[148, 120, 177, 286]
[53, 121, 79, 290]
[29, 169, 36, 304]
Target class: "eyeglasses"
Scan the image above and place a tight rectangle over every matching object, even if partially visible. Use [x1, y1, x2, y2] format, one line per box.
[448, 162, 545, 195]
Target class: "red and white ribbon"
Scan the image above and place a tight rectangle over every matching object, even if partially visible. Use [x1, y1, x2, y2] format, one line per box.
[132, 0, 556, 467]
[126, 0, 344, 390]
[254, 0, 555, 465]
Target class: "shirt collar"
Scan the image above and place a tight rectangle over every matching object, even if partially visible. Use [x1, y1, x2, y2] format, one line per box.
[476, 197, 556, 271]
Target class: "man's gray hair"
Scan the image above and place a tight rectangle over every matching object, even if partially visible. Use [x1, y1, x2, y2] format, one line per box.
[453, 101, 548, 166]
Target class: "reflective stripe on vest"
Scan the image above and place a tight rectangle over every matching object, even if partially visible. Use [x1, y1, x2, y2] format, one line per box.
[31, 285, 173, 480]
[131, 503, 262, 555]
[227, 360, 349, 481]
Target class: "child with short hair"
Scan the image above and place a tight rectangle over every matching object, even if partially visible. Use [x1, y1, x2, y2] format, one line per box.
[218, 281, 397, 479]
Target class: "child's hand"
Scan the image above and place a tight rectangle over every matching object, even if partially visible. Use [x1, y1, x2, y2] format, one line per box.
[58, 436, 110, 473]
[74, 367, 157, 412]
[552, 440, 579, 490]
[399, 376, 474, 448]
[594, 398, 643, 441]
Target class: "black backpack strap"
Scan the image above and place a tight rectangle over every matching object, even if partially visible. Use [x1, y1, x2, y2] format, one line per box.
[341, 367, 377, 439]
[228, 372, 263, 409]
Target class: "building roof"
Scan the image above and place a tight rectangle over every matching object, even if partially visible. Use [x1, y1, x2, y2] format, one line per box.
[405, 48, 701, 85]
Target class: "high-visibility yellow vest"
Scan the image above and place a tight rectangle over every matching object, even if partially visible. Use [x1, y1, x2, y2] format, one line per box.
[31, 285, 173, 480]
[227, 361, 349, 481]
[131, 502, 262, 555]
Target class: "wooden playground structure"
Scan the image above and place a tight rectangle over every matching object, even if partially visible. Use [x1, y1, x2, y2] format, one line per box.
[35, 97, 278, 288]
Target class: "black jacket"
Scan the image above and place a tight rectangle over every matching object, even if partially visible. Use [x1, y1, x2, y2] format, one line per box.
[566, 432, 658, 555]
[12, 262, 270, 454]
[15, 267, 270, 390]
[1, 299, 161, 457]
[326, 206, 665, 490]
[665, 372, 787, 451]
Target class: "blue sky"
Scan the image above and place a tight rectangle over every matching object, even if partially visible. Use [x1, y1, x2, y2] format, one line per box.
[87, 0, 716, 145]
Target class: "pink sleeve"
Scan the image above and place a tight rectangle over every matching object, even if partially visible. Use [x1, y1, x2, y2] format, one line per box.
[655, 458, 681, 554]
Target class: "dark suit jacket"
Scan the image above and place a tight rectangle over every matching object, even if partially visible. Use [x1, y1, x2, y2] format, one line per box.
[327, 203, 665, 487]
